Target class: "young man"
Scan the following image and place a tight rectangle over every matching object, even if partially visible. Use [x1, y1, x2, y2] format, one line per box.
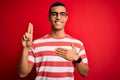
[19, 2, 89, 80]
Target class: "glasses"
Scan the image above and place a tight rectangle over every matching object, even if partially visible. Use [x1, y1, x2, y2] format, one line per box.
[50, 12, 68, 18]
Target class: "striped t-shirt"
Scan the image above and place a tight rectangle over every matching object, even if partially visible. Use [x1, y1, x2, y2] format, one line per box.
[28, 34, 88, 80]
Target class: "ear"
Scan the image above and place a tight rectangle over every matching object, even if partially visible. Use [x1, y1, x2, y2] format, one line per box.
[65, 16, 68, 22]
[48, 15, 51, 21]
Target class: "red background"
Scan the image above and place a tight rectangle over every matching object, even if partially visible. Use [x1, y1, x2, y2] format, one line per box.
[0, 0, 120, 80]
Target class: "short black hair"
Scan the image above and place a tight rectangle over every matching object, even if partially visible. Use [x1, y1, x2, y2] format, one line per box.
[48, 2, 66, 16]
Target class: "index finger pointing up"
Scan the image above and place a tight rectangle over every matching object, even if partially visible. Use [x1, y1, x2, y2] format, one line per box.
[28, 23, 33, 34]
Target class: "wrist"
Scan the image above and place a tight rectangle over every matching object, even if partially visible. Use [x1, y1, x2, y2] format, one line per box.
[23, 47, 30, 50]
[74, 55, 79, 61]
[75, 57, 82, 63]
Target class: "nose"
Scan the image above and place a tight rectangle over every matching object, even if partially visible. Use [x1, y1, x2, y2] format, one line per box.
[56, 14, 61, 19]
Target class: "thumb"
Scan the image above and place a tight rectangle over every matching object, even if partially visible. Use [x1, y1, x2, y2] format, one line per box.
[71, 43, 76, 50]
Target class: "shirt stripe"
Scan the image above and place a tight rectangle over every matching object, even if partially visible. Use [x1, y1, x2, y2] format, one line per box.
[33, 37, 83, 46]
[36, 66, 74, 73]
[37, 72, 74, 78]
[35, 56, 70, 63]
[36, 61, 74, 67]
[34, 42, 84, 50]
[35, 76, 74, 80]
[34, 46, 80, 53]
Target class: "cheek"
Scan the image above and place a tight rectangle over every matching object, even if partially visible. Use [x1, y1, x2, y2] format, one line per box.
[49, 19, 54, 24]
[49, 16, 53, 21]
[63, 19, 68, 24]
[49, 18, 55, 23]
[64, 17, 68, 22]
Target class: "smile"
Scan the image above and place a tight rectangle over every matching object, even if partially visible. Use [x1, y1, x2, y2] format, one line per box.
[55, 21, 63, 25]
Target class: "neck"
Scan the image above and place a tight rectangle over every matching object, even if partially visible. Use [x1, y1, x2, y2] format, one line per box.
[50, 29, 66, 38]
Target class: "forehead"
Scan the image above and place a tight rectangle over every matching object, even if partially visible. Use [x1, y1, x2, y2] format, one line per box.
[51, 6, 66, 12]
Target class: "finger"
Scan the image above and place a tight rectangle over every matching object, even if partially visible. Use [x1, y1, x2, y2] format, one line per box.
[57, 51, 66, 57]
[25, 32, 29, 38]
[25, 32, 30, 41]
[22, 35, 28, 41]
[56, 48, 67, 51]
[56, 48, 67, 53]
[28, 23, 33, 34]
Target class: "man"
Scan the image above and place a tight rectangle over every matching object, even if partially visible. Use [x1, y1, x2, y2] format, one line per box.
[19, 2, 89, 80]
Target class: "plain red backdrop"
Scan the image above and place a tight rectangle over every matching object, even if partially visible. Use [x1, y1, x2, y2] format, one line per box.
[0, 0, 120, 80]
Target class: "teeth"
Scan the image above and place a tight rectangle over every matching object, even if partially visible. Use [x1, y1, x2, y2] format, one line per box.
[56, 21, 62, 24]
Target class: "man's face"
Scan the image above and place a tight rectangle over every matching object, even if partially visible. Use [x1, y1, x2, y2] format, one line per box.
[49, 6, 68, 31]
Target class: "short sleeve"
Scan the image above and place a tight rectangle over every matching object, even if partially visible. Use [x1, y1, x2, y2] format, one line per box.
[78, 44, 88, 64]
[28, 45, 35, 65]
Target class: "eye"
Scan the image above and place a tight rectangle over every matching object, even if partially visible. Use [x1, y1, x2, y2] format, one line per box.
[60, 12, 67, 16]
[51, 12, 57, 16]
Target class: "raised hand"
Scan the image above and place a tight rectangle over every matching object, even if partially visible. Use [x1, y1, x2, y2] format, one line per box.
[55, 43, 79, 61]
[22, 23, 33, 48]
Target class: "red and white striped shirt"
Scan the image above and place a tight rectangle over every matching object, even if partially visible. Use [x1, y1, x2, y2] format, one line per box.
[28, 34, 88, 80]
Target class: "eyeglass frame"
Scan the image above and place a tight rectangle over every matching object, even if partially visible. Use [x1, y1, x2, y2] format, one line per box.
[49, 12, 68, 18]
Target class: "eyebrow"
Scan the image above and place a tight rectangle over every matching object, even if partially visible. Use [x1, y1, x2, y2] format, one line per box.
[50, 11, 67, 13]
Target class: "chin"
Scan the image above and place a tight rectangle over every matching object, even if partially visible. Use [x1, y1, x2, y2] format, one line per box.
[53, 27, 64, 31]
[53, 25, 64, 30]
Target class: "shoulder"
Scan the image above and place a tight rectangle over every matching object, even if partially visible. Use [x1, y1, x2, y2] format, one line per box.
[66, 34, 84, 46]
[32, 34, 49, 44]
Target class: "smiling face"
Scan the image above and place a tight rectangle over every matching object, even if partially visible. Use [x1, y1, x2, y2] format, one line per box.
[49, 6, 68, 31]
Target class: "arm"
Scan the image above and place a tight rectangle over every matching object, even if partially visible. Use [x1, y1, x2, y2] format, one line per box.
[18, 23, 34, 77]
[19, 47, 34, 77]
[75, 59, 89, 77]
[56, 43, 89, 77]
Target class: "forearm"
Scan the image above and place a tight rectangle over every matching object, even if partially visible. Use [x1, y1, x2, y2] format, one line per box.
[19, 47, 33, 77]
[76, 62, 89, 77]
